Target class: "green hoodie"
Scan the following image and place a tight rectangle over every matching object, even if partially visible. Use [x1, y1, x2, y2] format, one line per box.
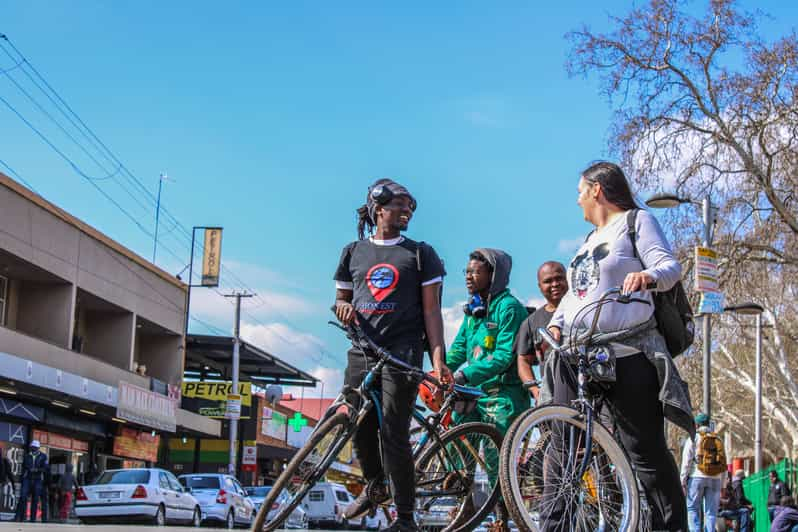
[447, 288, 527, 390]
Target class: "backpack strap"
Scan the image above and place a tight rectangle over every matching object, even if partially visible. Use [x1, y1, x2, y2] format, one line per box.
[627, 209, 641, 262]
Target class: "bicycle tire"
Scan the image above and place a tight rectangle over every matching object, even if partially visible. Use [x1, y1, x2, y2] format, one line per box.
[251, 411, 353, 531]
[499, 405, 639, 532]
[415, 421, 503, 532]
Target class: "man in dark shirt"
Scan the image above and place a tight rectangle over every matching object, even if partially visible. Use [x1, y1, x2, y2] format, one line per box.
[334, 178, 449, 532]
[770, 471, 793, 520]
[515, 261, 567, 402]
[719, 470, 751, 532]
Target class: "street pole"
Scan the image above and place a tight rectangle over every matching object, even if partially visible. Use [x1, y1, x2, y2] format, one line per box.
[755, 313, 763, 472]
[702, 196, 713, 419]
[153, 173, 166, 264]
[225, 291, 253, 476]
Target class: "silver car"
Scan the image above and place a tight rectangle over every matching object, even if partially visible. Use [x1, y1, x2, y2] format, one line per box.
[179, 473, 254, 529]
[245, 486, 309, 529]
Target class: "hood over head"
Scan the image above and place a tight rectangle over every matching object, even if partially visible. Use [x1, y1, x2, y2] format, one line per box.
[473, 248, 512, 298]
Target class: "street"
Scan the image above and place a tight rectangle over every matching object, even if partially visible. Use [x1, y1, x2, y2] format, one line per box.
[0, 524, 314, 531]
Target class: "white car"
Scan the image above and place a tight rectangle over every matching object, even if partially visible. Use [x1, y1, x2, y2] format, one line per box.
[76, 468, 201, 526]
[302, 482, 362, 529]
[264, 487, 310, 529]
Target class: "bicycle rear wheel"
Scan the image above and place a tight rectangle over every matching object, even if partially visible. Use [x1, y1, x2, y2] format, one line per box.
[499, 405, 639, 532]
[414, 421, 503, 532]
[251, 411, 353, 531]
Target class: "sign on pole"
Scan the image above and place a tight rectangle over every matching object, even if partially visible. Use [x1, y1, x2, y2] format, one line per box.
[201, 228, 223, 287]
[695, 246, 725, 314]
[225, 393, 242, 420]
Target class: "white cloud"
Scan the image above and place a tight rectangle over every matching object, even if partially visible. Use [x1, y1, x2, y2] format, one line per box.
[526, 297, 546, 310]
[189, 286, 315, 327]
[557, 237, 583, 254]
[240, 321, 345, 399]
[442, 301, 466, 347]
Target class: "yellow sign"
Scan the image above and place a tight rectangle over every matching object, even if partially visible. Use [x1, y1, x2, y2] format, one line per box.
[182, 381, 252, 406]
[201, 228, 223, 287]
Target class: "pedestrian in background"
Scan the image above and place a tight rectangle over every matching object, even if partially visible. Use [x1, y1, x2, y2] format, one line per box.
[59, 464, 77, 521]
[15, 439, 47, 522]
[770, 471, 793, 521]
[681, 413, 727, 531]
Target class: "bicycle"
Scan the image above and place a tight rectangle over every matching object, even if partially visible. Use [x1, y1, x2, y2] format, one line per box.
[499, 286, 654, 532]
[251, 320, 503, 532]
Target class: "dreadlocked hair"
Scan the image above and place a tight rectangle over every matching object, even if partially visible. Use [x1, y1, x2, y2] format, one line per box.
[357, 203, 374, 240]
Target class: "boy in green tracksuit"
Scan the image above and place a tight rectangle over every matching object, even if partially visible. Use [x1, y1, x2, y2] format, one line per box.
[447, 248, 529, 434]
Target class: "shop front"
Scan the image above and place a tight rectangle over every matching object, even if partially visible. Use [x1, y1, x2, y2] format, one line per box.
[100, 426, 159, 471]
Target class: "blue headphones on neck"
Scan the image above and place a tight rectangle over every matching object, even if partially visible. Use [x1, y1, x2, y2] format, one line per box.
[463, 294, 487, 318]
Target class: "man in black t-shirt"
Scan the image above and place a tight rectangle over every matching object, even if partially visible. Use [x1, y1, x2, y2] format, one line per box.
[334, 178, 449, 532]
[515, 261, 567, 402]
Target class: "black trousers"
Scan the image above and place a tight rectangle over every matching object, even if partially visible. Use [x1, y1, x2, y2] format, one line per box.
[544, 352, 687, 531]
[344, 342, 422, 515]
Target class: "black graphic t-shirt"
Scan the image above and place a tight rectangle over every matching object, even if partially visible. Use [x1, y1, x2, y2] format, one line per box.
[334, 237, 445, 349]
[513, 307, 554, 363]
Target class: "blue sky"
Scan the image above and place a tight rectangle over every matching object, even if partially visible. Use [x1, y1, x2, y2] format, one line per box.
[2, 1, 796, 394]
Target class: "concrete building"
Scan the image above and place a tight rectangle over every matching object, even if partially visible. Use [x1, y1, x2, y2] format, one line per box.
[0, 172, 218, 517]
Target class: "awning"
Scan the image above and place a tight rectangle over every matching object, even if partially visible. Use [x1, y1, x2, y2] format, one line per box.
[257, 444, 295, 462]
[185, 334, 318, 387]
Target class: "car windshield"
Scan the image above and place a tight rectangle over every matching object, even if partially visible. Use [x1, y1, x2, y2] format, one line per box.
[180, 476, 220, 489]
[245, 486, 271, 497]
[95, 470, 151, 485]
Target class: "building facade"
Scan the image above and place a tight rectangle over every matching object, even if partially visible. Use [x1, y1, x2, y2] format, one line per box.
[0, 173, 218, 518]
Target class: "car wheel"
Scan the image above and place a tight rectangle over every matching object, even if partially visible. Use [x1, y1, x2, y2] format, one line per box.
[192, 506, 202, 527]
[153, 504, 166, 526]
[226, 510, 235, 529]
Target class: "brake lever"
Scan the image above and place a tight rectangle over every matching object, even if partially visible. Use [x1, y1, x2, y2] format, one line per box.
[328, 320, 347, 332]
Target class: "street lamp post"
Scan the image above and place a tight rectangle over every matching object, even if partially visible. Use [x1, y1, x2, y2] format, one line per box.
[645, 192, 716, 418]
[725, 302, 765, 472]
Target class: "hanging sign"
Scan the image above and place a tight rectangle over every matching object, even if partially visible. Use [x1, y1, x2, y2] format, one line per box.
[201, 228, 223, 287]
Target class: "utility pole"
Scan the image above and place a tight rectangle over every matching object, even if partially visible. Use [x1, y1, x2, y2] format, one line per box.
[702, 197, 713, 419]
[153, 173, 167, 264]
[224, 291, 254, 476]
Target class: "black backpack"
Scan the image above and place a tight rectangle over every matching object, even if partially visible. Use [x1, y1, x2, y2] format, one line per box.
[627, 210, 695, 357]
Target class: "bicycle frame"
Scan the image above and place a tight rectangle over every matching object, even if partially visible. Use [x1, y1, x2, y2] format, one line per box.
[539, 287, 650, 480]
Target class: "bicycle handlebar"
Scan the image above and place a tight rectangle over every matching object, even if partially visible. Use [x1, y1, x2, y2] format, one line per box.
[538, 284, 653, 352]
[328, 319, 444, 389]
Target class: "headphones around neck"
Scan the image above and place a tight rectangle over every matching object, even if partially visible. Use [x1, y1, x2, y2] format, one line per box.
[463, 293, 487, 318]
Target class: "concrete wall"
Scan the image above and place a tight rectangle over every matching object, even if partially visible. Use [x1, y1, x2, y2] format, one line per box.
[0, 182, 187, 335]
[15, 281, 74, 348]
[84, 311, 135, 370]
[136, 333, 182, 385]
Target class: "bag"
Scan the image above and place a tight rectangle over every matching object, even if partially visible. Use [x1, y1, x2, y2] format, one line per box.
[695, 431, 727, 476]
[627, 210, 695, 357]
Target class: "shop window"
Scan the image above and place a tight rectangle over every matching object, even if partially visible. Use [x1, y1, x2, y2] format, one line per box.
[0, 275, 6, 326]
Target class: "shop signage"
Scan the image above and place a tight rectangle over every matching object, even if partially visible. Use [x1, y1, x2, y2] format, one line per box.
[0, 399, 43, 422]
[32, 429, 88, 452]
[201, 227, 223, 287]
[117, 381, 176, 432]
[182, 381, 252, 405]
[0, 421, 26, 445]
[261, 407, 287, 441]
[113, 427, 160, 462]
[0, 351, 117, 407]
[225, 394, 242, 420]
[242, 441, 257, 466]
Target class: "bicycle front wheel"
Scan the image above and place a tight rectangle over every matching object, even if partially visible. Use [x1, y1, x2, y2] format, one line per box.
[251, 411, 353, 531]
[499, 405, 639, 532]
[414, 421, 503, 532]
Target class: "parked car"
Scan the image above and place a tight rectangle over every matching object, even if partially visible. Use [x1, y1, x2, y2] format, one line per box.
[416, 497, 458, 531]
[302, 482, 362, 529]
[179, 473, 255, 528]
[256, 486, 310, 529]
[75, 468, 201, 526]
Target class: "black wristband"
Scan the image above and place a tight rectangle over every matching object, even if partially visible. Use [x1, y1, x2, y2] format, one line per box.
[523, 380, 540, 390]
